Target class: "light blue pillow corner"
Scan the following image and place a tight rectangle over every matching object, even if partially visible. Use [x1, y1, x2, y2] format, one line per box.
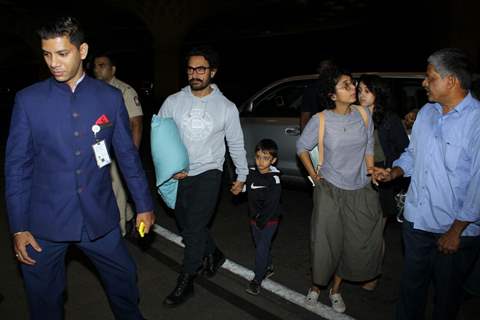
[157, 179, 178, 209]
[151, 115, 189, 209]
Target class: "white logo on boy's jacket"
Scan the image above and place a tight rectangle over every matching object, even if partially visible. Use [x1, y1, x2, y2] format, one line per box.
[250, 183, 267, 190]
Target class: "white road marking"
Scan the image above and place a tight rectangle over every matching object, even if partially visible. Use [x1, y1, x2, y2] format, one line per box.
[152, 224, 356, 320]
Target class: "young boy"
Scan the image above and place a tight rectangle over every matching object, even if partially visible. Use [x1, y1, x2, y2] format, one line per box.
[243, 139, 282, 295]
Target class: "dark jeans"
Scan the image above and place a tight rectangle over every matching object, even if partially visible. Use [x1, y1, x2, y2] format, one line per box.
[175, 170, 222, 274]
[251, 222, 278, 282]
[396, 221, 480, 320]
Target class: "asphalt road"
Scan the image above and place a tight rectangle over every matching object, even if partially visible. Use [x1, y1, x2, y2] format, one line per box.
[0, 143, 479, 320]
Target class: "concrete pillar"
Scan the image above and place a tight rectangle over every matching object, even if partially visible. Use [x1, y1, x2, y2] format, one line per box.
[138, 0, 231, 102]
[151, 38, 184, 104]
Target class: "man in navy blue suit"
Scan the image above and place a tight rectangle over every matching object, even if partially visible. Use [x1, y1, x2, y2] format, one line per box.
[4, 17, 155, 320]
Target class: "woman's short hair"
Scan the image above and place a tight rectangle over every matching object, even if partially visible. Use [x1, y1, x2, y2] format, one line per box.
[317, 66, 352, 110]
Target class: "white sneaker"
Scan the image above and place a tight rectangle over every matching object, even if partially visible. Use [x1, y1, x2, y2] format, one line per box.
[329, 289, 346, 313]
[305, 287, 320, 306]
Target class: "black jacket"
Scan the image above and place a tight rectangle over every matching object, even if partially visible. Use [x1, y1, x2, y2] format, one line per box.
[245, 167, 282, 229]
[377, 112, 410, 168]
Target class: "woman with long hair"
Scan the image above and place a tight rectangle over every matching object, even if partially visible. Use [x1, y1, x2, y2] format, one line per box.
[357, 75, 410, 290]
[357, 75, 409, 170]
[296, 67, 384, 313]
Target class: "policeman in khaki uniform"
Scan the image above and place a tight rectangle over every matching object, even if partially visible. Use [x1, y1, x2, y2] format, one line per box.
[94, 54, 143, 236]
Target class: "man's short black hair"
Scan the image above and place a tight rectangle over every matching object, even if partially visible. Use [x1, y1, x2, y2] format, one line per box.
[94, 53, 117, 67]
[255, 139, 278, 159]
[185, 45, 220, 69]
[37, 16, 85, 48]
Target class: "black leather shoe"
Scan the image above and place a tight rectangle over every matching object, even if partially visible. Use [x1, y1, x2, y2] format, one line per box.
[202, 248, 226, 278]
[163, 273, 195, 307]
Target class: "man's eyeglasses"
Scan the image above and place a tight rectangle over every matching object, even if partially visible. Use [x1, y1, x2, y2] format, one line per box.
[187, 66, 210, 75]
[336, 79, 357, 91]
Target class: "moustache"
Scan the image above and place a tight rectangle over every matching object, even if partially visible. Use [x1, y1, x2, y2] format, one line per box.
[189, 78, 202, 83]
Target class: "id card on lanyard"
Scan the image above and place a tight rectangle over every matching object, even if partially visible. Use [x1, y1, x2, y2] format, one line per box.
[91, 124, 112, 168]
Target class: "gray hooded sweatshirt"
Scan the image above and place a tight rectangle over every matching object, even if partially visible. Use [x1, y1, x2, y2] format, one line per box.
[158, 84, 248, 181]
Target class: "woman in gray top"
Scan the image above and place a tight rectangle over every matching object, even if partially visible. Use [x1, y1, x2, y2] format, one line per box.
[296, 66, 384, 313]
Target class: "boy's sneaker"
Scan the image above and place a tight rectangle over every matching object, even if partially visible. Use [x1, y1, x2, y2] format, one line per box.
[328, 289, 346, 313]
[305, 287, 320, 306]
[246, 280, 261, 296]
[265, 266, 275, 279]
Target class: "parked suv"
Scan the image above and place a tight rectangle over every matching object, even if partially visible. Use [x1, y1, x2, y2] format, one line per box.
[237, 72, 426, 184]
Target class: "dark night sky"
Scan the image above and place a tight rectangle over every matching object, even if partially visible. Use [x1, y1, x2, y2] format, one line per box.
[0, 0, 473, 107]
[183, 0, 433, 104]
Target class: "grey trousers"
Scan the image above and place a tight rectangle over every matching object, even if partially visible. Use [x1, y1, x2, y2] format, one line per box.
[311, 180, 384, 285]
[110, 160, 134, 236]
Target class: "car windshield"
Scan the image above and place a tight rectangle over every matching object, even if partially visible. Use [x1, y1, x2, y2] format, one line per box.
[248, 80, 312, 117]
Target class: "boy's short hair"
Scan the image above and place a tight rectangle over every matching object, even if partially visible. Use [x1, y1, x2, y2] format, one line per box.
[255, 139, 278, 159]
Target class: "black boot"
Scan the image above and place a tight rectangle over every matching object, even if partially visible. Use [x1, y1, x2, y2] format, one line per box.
[163, 272, 195, 307]
[202, 248, 226, 278]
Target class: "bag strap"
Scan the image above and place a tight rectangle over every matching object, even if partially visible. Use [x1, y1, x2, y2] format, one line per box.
[352, 105, 374, 170]
[352, 105, 369, 128]
[316, 111, 326, 169]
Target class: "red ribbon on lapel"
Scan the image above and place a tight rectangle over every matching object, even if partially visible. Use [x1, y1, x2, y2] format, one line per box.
[95, 114, 110, 125]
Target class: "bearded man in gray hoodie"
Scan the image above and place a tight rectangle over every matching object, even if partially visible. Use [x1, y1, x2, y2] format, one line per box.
[158, 46, 248, 307]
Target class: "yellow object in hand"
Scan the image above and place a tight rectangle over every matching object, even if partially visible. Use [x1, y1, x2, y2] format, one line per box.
[138, 221, 145, 238]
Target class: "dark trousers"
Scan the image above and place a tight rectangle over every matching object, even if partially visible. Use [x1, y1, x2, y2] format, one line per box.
[251, 222, 278, 282]
[20, 227, 142, 320]
[464, 254, 480, 296]
[396, 221, 480, 320]
[175, 170, 222, 274]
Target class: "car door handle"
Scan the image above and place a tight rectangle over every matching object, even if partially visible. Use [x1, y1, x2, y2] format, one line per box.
[284, 127, 300, 136]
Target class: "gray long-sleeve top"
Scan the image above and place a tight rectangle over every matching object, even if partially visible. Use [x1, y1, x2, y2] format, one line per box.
[296, 109, 374, 190]
[158, 84, 248, 181]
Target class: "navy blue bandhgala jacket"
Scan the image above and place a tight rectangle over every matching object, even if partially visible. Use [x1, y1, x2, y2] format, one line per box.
[5, 76, 153, 241]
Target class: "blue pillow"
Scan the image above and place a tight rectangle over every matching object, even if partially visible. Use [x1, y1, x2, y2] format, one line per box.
[150, 115, 189, 208]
